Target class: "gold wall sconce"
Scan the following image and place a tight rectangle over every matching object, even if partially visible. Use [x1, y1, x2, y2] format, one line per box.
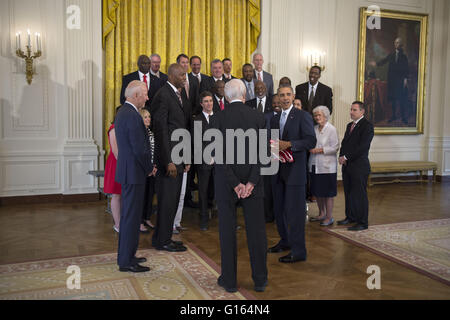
[15, 29, 42, 85]
[305, 50, 326, 72]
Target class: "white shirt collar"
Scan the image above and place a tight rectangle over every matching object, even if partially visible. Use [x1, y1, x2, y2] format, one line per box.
[281, 104, 294, 117]
[150, 69, 160, 77]
[215, 95, 224, 102]
[202, 110, 213, 122]
[230, 99, 242, 104]
[309, 82, 318, 90]
[126, 101, 139, 113]
[167, 81, 179, 94]
[257, 96, 266, 103]
[213, 76, 223, 81]
[353, 116, 364, 124]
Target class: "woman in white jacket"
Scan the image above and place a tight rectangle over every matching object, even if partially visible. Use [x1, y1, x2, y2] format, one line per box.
[308, 106, 339, 226]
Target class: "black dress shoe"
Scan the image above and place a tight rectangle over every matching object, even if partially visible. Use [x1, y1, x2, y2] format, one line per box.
[279, 254, 306, 263]
[217, 277, 237, 293]
[309, 216, 326, 222]
[200, 224, 209, 231]
[156, 242, 187, 252]
[337, 218, 355, 225]
[119, 264, 150, 273]
[254, 280, 268, 292]
[133, 256, 147, 264]
[171, 240, 184, 246]
[267, 243, 290, 253]
[347, 224, 368, 231]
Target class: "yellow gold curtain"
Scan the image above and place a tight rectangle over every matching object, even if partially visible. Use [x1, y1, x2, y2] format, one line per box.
[102, 0, 260, 153]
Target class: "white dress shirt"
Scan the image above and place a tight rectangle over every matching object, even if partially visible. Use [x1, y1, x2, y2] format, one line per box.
[202, 111, 213, 124]
[138, 71, 150, 90]
[192, 72, 202, 83]
[255, 70, 264, 81]
[150, 69, 160, 78]
[308, 121, 339, 174]
[256, 96, 266, 112]
[308, 82, 318, 98]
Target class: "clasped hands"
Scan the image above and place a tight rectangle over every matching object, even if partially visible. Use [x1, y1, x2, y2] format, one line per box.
[166, 163, 190, 178]
[234, 182, 255, 199]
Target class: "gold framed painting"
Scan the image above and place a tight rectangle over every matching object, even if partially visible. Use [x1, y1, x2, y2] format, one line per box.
[357, 7, 428, 134]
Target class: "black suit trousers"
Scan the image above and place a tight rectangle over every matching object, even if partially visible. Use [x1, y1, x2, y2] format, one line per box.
[142, 176, 156, 221]
[216, 195, 267, 288]
[117, 183, 145, 268]
[152, 172, 183, 247]
[197, 165, 214, 224]
[273, 179, 307, 259]
[342, 166, 369, 227]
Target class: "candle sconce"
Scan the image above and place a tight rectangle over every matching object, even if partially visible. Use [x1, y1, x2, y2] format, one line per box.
[15, 30, 42, 85]
[305, 50, 326, 72]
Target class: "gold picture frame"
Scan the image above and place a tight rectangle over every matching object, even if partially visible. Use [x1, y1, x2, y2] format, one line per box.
[357, 7, 428, 134]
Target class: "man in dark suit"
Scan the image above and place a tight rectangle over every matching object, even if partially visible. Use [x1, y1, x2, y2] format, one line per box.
[371, 37, 409, 124]
[295, 66, 333, 115]
[192, 91, 216, 230]
[211, 79, 268, 293]
[246, 81, 272, 113]
[212, 80, 229, 113]
[222, 58, 236, 80]
[150, 64, 191, 252]
[150, 53, 168, 85]
[115, 80, 154, 273]
[190, 55, 209, 85]
[269, 86, 316, 263]
[241, 63, 257, 102]
[120, 55, 161, 110]
[338, 101, 374, 231]
[200, 59, 230, 93]
[253, 53, 274, 96]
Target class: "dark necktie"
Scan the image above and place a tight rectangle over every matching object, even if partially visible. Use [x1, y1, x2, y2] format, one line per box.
[258, 99, 263, 112]
[176, 90, 182, 105]
[308, 87, 314, 112]
[350, 122, 356, 134]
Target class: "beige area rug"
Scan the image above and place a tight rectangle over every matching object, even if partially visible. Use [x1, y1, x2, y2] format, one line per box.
[324, 218, 450, 286]
[0, 243, 255, 300]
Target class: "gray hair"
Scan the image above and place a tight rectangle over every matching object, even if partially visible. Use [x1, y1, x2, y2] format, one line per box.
[312, 105, 330, 121]
[210, 59, 223, 68]
[224, 79, 246, 102]
[150, 53, 161, 60]
[125, 80, 146, 98]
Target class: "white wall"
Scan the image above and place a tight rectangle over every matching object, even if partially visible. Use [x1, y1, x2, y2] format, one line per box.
[0, 0, 103, 197]
[258, 0, 450, 176]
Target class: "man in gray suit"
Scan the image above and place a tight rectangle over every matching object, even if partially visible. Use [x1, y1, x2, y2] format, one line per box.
[253, 53, 274, 96]
[241, 63, 257, 102]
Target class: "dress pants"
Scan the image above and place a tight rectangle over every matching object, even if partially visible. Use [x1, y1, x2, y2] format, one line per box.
[117, 183, 145, 268]
[263, 175, 274, 221]
[342, 166, 369, 227]
[216, 195, 267, 289]
[152, 172, 183, 247]
[273, 179, 307, 259]
[197, 165, 214, 225]
[142, 176, 156, 221]
[173, 172, 188, 228]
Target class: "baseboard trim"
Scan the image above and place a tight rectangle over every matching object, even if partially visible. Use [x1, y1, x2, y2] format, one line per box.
[0, 193, 104, 206]
[337, 175, 449, 186]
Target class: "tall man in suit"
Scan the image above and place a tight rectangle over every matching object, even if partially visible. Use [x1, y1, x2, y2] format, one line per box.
[150, 64, 191, 252]
[190, 55, 209, 84]
[150, 53, 168, 85]
[295, 66, 333, 115]
[192, 91, 216, 230]
[338, 101, 374, 231]
[120, 55, 161, 110]
[269, 86, 316, 263]
[200, 59, 230, 93]
[115, 80, 154, 273]
[212, 79, 268, 293]
[253, 53, 274, 96]
[241, 63, 257, 102]
[246, 81, 272, 113]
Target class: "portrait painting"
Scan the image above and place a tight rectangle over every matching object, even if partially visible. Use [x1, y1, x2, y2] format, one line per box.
[357, 8, 428, 134]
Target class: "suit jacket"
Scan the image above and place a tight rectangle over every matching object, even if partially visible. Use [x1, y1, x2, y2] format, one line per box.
[254, 70, 274, 96]
[199, 75, 230, 94]
[339, 117, 374, 174]
[192, 112, 215, 169]
[150, 82, 191, 174]
[377, 49, 409, 101]
[182, 73, 200, 115]
[212, 95, 229, 113]
[211, 101, 266, 201]
[270, 107, 316, 185]
[241, 78, 257, 101]
[114, 102, 153, 185]
[295, 82, 333, 115]
[191, 72, 209, 85]
[158, 71, 168, 85]
[246, 95, 273, 113]
[120, 71, 161, 108]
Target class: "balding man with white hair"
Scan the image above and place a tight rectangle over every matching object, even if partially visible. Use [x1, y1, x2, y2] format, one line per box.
[252, 53, 274, 96]
[115, 80, 154, 273]
[211, 79, 268, 293]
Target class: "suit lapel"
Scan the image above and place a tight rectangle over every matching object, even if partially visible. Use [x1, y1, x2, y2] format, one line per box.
[282, 109, 295, 140]
[166, 84, 183, 110]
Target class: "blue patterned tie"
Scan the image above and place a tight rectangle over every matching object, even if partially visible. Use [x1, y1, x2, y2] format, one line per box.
[280, 111, 287, 138]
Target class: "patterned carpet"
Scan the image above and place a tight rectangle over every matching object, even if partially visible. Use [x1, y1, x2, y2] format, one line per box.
[324, 218, 450, 286]
[0, 243, 254, 300]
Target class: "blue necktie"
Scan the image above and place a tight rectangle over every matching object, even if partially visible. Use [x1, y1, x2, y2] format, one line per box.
[280, 111, 287, 138]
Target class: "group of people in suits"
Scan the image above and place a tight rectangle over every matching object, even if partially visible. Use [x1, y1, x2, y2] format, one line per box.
[112, 52, 374, 293]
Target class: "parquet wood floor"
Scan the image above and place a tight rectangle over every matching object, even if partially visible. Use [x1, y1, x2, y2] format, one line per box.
[0, 182, 449, 299]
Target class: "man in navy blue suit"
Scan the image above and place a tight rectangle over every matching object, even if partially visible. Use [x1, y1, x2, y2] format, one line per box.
[115, 80, 154, 273]
[269, 86, 316, 263]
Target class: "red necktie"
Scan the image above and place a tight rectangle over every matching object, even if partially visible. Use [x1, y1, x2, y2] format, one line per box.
[143, 74, 148, 89]
[350, 122, 356, 134]
[219, 99, 224, 111]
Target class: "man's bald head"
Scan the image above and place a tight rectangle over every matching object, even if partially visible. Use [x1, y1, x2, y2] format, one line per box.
[168, 63, 186, 89]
